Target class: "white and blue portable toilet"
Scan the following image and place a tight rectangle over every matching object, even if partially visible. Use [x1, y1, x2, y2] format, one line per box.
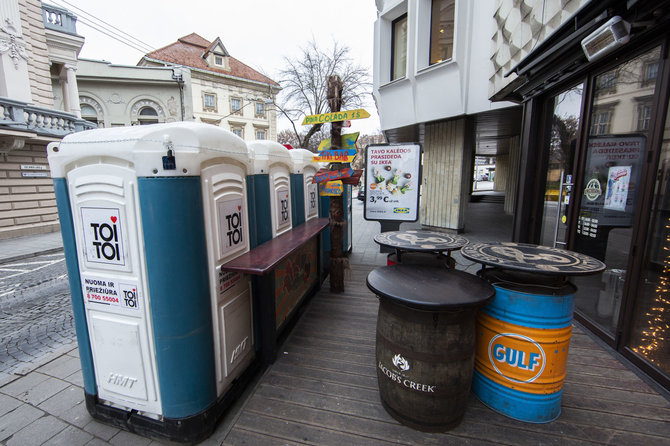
[247, 141, 292, 246]
[289, 148, 323, 226]
[48, 122, 255, 443]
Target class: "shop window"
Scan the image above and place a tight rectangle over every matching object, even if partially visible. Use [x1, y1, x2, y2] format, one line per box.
[138, 106, 159, 125]
[203, 93, 217, 112]
[391, 14, 407, 81]
[429, 0, 455, 65]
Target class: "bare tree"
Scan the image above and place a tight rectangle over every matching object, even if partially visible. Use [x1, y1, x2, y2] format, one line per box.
[276, 39, 371, 149]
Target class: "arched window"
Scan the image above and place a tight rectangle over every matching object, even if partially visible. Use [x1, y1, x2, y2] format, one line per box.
[81, 104, 99, 125]
[138, 106, 159, 125]
[79, 96, 104, 127]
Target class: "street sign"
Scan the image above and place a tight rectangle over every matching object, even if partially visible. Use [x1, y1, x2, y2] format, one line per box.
[318, 132, 359, 152]
[312, 149, 357, 163]
[319, 181, 343, 196]
[313, 167, 354, 183]
[302, 109, 370, 125]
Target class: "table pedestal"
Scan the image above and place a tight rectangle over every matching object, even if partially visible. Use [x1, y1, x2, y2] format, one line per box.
[473, 268, 576, 423]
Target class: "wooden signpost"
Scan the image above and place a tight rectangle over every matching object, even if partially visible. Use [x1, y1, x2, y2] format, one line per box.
[303, 76, 369, 292]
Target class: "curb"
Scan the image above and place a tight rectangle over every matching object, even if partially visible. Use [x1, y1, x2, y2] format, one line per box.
[0, 247, 64, 266]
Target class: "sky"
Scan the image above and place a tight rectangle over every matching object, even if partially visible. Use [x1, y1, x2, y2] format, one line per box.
[49, 0, 382, 135]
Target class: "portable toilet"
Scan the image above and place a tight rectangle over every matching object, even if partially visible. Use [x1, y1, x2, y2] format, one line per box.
[247, 141, 292, 246]
[289, 148, 323, 226]
[48, 122, 255, 443]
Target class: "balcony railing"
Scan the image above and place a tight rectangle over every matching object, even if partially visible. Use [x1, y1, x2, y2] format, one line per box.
[42, 3, 79, 36]
[0, 97, 96, 137]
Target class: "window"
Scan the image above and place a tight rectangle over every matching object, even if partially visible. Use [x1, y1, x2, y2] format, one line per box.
[643, 61, 659, 86]
[590, 109, 612, 135]
[637, 103, 652, 131]
[215, 56, 223, 65]
[391, 14, 407, 81]
[595, 70, 617, 95]
[231, 126, 244, 138]
[255, 129, 266, 140]
[203, 93, 217, 111]
[231, 97, 242, 114]
[255, 102, 265, 117]
[138, 106, 159, 125]
[80, 104, 101, 127]
[430, 0, 455, 65]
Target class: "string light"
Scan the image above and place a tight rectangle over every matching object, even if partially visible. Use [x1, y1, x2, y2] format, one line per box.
[633, 219, 670, 364]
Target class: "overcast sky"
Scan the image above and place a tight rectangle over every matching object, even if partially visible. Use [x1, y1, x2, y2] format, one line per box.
[49, 0, 382, 135]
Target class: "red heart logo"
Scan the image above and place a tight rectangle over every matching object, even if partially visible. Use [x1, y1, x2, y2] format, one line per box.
[111, 216, 117, 223]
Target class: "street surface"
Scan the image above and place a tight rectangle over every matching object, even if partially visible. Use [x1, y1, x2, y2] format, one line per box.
[0, 253, 75, 382]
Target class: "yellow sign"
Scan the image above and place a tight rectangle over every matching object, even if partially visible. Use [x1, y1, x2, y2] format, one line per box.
[319, 181, 344, 196]
[318, 132, 359, 152]
[302, 109, 370, 126]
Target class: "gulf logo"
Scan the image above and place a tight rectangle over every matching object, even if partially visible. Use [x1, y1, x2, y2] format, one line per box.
[393, 208, 410, 214]
[488, 333, 546, 384]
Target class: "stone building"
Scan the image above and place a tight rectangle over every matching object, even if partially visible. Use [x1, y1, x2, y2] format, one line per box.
[0, 1, 93, 239]
[138, 33, 281, 141]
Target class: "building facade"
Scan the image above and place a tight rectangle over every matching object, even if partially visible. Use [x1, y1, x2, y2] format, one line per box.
[139, 34, 280, 141]
[373, 0, 522, 231]
[75, 59, 193, 128]
[0, 1, 93, 239]
[491, 0, 670, 391]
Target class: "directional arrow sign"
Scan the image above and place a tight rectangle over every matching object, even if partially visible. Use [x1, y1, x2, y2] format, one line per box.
[318, 132, 359, 152]
[302, 109, 370, 126]
[312, 149, 357, 163]
[313, 167, 354, 183]
[319, 181, 343, 196]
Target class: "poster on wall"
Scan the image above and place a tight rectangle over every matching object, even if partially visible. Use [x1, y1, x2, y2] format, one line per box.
[364, 143, 422, 222]
[579, 135, 645, 228]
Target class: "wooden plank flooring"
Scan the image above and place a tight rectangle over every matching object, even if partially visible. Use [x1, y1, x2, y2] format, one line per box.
[222, 265, 670, 445]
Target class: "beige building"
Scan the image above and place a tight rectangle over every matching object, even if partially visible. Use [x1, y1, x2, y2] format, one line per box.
[75, 58, 193, 128]
[0, 1, 93, 239]
[138, 34, 281, 141]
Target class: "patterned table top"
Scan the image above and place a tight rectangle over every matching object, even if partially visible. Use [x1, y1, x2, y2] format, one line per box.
[460, 241, 606, 275]
[373, 230, 468, 252]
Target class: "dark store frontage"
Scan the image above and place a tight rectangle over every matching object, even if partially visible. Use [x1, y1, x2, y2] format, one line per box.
[501, 0, 670, 392]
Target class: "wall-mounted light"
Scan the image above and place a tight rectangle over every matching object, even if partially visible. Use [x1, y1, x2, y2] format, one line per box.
[581, 16, 631, 62]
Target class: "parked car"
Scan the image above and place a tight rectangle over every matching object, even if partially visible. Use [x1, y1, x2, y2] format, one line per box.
[357, 188, 365, 201]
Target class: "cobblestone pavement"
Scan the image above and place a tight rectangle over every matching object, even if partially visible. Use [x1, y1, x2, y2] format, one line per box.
[0, 254, 76, 383]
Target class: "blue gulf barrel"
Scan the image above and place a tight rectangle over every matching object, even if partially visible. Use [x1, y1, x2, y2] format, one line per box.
[473, 269, 576, 423]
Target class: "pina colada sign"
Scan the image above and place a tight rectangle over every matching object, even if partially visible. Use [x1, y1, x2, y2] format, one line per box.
[302, 109, 370, 125]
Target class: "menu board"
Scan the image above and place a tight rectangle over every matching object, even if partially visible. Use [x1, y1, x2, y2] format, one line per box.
[364, 144, 422, 222]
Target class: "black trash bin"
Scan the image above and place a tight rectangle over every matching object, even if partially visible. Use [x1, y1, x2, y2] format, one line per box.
[367, 265, 495, 432]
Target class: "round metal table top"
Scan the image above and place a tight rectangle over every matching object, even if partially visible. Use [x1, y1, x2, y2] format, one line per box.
[460, 241, 606, 276]
[366, 265, 495, 310]
[374, 230, 468, 252]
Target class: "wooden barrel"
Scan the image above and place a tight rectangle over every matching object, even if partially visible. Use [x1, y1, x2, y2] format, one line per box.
[367, 265, 494, 432]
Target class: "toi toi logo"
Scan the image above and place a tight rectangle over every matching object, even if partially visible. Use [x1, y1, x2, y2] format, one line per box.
[82, 208, 125, 265]
[226, 207, 243, 246]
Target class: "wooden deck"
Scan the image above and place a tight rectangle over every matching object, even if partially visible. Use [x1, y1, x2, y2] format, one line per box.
[222, 265, 670, 446]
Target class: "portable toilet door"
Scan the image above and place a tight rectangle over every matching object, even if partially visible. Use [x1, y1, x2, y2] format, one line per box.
[290, 148, 322, 224]
[198, 130, 255, 398]
[248, 141, 292, 242]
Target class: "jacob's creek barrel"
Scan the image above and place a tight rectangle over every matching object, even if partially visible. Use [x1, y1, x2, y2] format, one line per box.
[473, 269, 576, 423]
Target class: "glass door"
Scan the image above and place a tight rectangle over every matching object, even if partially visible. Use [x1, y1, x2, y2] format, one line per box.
[540, 85, 583, 248]
[571, 47, 662, 337]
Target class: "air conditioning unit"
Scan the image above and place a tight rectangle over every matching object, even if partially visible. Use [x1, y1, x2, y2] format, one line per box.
[581, 16, 631, 62]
